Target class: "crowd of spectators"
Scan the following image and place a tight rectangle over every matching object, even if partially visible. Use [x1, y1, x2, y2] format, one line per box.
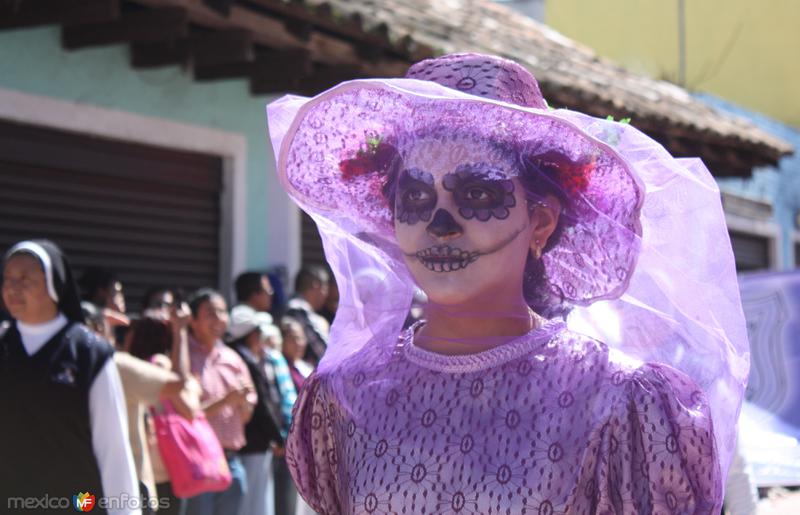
[1, 238, 332, 515]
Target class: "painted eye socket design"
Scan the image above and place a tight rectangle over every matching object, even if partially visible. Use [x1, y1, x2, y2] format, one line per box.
[396, 168, 436, 225]
[464, 186, 494, 202]
[443, 163, 516, 221]
[403, 188, 433, 203]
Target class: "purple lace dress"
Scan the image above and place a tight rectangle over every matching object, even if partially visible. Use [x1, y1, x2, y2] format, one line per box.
[287, 320, 720, 514]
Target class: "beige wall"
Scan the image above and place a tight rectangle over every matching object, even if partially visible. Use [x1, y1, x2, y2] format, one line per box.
[547, 0, 800, 127]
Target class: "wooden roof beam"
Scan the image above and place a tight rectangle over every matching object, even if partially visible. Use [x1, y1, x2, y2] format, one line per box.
[131, 39, 191, 68]
[250, 59, 364, 96]
[127, 0, 409, 77]
[193, 28, 254, 66]
[284, 18, 314, 43]
[661, 135, 758, 177]
[249, 48, 314, 94]
[0, 0, 119, 30]
[541, 87, 776, 177]
[297, 64, 365, 96]
[192, 29, 258, 81]
[131, 27, 253, 70]
[244, 0, 418, 59]
[131, 28, 256, 81]
[62, 7, 188, 50]
[201, 0, 236, 16]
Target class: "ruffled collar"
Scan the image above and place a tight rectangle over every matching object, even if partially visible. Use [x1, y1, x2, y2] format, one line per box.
[402, 318, 565, 373]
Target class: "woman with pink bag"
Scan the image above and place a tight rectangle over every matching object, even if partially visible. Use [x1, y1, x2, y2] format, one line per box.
[183, 288, 257, 515]
[122, 303, 202, 515]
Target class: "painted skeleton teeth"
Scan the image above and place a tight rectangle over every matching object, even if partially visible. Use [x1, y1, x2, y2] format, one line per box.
[416, 246, 478, 272]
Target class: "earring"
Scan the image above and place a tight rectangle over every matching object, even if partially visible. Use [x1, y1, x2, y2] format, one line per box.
[533, 239, 542, 260]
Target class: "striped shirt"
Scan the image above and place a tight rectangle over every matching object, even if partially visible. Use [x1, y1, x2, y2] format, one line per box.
[267, 349, 297, 440]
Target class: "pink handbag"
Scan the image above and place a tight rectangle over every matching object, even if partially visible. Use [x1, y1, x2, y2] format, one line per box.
[150, 400, 232, 498]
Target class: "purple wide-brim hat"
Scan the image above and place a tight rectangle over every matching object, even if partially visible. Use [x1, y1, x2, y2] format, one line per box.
[270, 55, 644, 306]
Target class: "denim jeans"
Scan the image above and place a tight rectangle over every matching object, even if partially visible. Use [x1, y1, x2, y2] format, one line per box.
[181, 453, 247, 515]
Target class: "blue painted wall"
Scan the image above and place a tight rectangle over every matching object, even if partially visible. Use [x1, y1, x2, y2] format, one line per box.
[696, 93, 800, 269]
[0, 26, 278, 270]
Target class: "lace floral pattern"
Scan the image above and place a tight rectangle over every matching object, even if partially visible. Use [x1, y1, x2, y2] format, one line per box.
[402, 319, 564, 373]
[280, 81, 642, 306]
[286, 325, 721, 514]
[405, 53, 548, 109]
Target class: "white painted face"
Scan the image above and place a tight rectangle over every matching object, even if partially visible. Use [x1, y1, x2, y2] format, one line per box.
[394, 136, 557, 308]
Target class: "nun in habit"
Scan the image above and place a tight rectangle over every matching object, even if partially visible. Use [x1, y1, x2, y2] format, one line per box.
[0, 240, 140, 515]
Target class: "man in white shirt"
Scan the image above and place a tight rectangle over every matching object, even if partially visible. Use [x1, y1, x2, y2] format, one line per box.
[0, 240, 140, 515]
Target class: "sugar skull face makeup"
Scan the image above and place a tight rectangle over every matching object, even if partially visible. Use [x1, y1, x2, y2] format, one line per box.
[442, 163, 516, 222]
[393, 135, 557, 307]
[396, 168, 436, 224]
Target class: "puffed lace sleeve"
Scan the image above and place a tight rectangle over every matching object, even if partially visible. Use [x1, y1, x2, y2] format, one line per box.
[286, 371, 341, 514]
[598, 363, 722, 514]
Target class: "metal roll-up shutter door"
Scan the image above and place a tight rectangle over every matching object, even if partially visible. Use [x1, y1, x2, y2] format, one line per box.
[301, 210, 327, 267]
[795, 242, 800, 268]
[0, 119, 223, 313]
[729, 230, 770, 272]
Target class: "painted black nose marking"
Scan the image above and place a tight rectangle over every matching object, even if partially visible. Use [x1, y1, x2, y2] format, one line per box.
[426, 208, 463, 238]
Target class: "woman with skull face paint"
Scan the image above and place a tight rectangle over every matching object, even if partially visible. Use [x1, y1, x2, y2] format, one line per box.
[267, 54, 749, 514]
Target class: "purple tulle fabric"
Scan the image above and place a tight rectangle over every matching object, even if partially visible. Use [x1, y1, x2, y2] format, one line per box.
[287, 321, 720, 514]
[272, 80, 643, 307]
[266, 54, 748, 514]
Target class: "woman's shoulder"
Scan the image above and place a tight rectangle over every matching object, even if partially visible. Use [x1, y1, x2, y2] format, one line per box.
[331, 330, 407, 373]
[549, 326, 611, 361]
[614, 359, 711, 416]
[528, 327, 708, 413]
[575, 344, 714, 446]
[149, 353, 172, 370]
[528, 326, 616, 380]
[65, 322, 114, 353]
[294, 359, 314, 377]
[60, 323, 115, 379]
[217, 341, 251, 366]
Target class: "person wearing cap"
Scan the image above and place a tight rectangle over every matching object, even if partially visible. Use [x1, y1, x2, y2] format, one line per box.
[229, 272, 277, 351]
[229, 276, 303, 515]
[0, 240, 140, 515]
[185, 288, 256, 515]
[226, 307, 285, 515]
[267, 53, 749, 514]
